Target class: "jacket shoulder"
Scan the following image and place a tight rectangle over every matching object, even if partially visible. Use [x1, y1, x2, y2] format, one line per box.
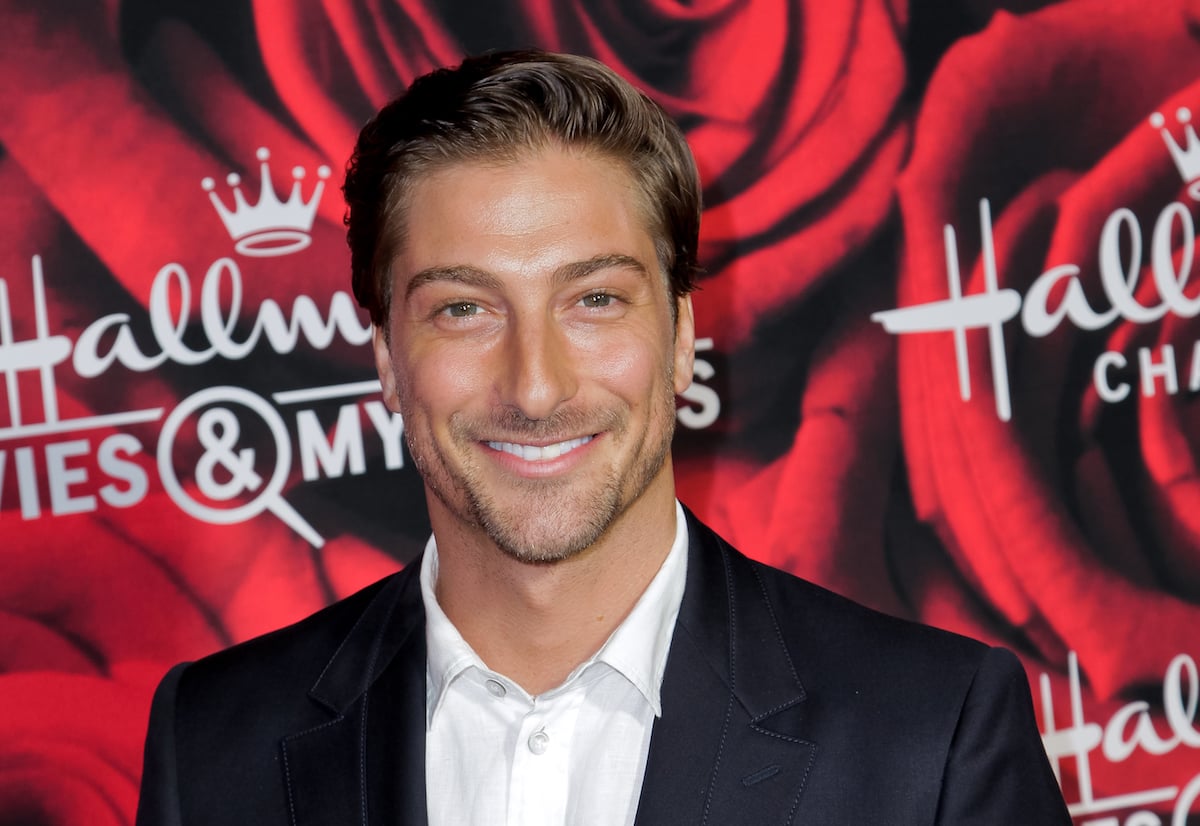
[723, 543, 1067, 819]
[744, 552, 998, 701]
[138, 567, 422, 825]
[170, 564, 419, 732]
[193, 571, 401, 677]
[747, 552, 990, 676]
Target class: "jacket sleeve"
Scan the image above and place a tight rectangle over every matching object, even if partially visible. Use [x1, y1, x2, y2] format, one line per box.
[135, 662, 189, 826]
[935, 646, 1073, 825]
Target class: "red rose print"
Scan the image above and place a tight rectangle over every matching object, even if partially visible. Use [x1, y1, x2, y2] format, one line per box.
[0, 666, 156, 826]
[0, 2, 919, 817]
[10, 0, 1192, 821]
[893, 0, 1200, 807]
[249, 0, 911, 347]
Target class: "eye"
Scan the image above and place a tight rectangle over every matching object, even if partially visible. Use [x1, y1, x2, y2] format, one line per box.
[441, 301, 481, 318]
[580, 292, 615, 309]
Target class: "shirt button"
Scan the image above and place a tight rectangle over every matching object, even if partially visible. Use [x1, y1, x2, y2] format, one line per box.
[527, 728, 549, 755]
[484, 679, 506, 698]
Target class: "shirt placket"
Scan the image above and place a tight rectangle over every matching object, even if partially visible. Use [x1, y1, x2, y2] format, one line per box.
[507, 686, 586, 826]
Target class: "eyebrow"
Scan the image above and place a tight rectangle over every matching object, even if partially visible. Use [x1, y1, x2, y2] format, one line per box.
[403, 253, 651, 300]
[404, 265, 503, 299]
[553, 254, 650, 285]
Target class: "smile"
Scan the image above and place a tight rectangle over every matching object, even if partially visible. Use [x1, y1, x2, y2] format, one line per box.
[486, 435, 594, 461]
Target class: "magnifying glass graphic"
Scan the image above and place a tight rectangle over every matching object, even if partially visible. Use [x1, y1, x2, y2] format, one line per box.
[157, 386, 325, 548]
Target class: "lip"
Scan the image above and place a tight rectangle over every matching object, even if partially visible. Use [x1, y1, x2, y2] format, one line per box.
[481, 433, 600, 477]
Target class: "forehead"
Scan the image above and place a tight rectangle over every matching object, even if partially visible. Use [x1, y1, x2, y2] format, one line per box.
[393, 147, 660, 284]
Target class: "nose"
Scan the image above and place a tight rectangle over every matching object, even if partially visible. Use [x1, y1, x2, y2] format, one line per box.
[497, 314, 578, 420]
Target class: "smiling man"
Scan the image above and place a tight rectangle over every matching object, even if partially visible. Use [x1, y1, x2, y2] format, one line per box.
[136, 51, 1072, 825]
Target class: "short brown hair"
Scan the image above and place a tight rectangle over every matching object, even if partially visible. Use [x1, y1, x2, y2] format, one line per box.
[343, 50, 702, 327]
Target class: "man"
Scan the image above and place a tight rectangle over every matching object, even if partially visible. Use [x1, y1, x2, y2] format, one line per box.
[136, 50, 1073, 825]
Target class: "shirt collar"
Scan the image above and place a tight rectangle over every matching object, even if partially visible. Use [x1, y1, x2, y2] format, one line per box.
[420, 539, 482, 729]
[589, 500, 688, 717]
[420, 501, 689, 727]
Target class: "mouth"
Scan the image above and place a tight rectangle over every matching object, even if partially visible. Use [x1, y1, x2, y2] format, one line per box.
[485, 435, 594, 461]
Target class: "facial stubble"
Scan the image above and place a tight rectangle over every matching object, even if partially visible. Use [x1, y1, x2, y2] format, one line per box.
[402, 364, 678, 565]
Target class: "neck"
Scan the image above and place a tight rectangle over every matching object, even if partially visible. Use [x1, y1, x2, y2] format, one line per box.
[430, 474, 678, 695]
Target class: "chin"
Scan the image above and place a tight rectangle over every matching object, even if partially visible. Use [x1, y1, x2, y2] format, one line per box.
[479, 503, 618, 565]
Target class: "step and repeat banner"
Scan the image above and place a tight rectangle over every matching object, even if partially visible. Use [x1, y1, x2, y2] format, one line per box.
[3, 0, 1199, 822]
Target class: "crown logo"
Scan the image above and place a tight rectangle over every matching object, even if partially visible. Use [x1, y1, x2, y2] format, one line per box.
[1150, 107, 1200, 200]
[201, 148, 332, 257]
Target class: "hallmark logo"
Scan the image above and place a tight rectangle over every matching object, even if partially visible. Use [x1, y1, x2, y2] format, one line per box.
[1040, 652, 1200, 825]
[1150, 108, 1200, 199]
[872, 107, 1200, 421]
[201, 147, 331, 258]
[0, 254, 395, 547]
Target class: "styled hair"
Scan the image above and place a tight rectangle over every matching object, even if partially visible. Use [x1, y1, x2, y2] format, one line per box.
[343, 50, 702, 326]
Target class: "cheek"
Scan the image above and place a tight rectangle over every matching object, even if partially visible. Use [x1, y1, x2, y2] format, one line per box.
[585, 333, 670, 402]
[402, 344, 490, 414]
[590, 346, 640, 383]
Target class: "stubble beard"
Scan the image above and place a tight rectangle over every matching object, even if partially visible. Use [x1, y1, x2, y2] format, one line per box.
[407, 382, 677, 565]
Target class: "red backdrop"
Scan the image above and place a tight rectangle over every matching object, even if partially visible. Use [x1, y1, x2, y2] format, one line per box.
[2, 1, 1199, 822]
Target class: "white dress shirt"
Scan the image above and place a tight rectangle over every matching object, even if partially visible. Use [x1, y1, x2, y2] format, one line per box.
[421, 501, 689, 826]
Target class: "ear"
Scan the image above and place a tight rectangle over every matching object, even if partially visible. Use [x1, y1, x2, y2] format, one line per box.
[673, 294, 696, 396]
[373, 323, 402, 413]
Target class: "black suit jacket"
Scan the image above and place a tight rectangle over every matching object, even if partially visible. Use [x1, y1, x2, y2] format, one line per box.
[136, 511, 1072, 825]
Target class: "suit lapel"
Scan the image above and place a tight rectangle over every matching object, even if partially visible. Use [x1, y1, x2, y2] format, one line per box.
[275, 513, 816, 826]
[635, 513, 817, 826]
[281, 564, 429, 826]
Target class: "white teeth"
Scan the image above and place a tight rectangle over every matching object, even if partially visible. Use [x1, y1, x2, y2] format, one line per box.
[487, 435, 592, 461]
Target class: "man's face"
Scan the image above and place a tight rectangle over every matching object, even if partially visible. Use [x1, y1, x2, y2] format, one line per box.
[374, 146, 695, 563]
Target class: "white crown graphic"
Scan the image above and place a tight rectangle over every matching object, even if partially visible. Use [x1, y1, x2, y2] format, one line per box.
[201, 147, 332, 257]
[1150, 107, 1200, 199]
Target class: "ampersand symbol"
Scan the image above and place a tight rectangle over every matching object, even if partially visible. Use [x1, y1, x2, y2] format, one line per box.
[194, 407, 263, 501]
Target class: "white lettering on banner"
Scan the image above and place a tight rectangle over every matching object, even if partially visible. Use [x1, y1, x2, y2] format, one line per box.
[297, 400, 406, 481]
[0, 255, 70, 428]
[158, 385, 317, 543]
[97, 433, 149, 507]
[45, 439, 93, 515]
[678, 337, 720, 430]
[17, 446, 40, 518]
[72, 257, 373, 378]
[1040, 652, 1200, 824]
[872, 110, 1200, 421]
[0, 251, 394, 545]
[298, 405, 366, 481]
[1091, 342, 1200, 402]
[872, 198, 1200, 421]
[364, 400, 405, 470]
[0, 433, 149, 519]
[1190, 340, 1200, 390]
[1095, 352, 1133, 403]
[1140, 345, 1179, 397]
